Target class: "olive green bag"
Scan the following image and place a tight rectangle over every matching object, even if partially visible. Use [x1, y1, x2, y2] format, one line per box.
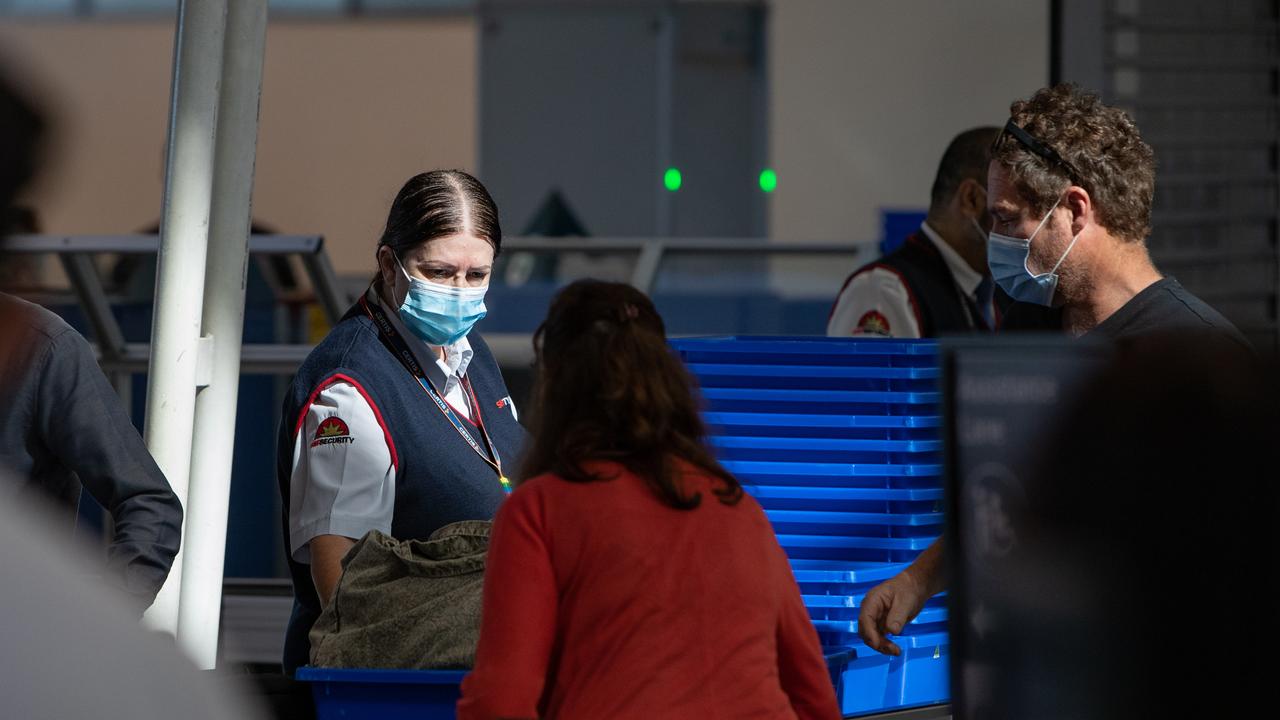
[308, 520, 490, 669]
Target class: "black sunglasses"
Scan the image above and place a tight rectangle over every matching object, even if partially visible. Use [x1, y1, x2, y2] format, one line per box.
[993, 118, 1084, 186]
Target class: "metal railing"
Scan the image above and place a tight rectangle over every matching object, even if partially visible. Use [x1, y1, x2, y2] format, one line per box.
[500, 236, 858, 295]
[2, 233, 859, 370]
[1, 233, 348, 372]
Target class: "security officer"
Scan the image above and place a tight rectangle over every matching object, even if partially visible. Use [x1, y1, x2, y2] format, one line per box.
[828, 127, 1003, 338]
[277, 170, 527, 675]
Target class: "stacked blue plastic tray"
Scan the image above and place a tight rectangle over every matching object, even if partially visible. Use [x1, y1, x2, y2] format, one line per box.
[296, 667, 465, 720]
[671, 336, 949, 716]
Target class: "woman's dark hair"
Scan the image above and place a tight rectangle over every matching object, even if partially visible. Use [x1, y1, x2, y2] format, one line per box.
[378, 170, 502, 261]
[520, 280, 743, 510]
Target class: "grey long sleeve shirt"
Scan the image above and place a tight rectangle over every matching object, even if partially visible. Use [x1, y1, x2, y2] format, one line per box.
[0, 292, 182, 607]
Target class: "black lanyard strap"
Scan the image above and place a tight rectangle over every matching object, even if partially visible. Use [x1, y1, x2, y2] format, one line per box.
[360, 295, 510, 492]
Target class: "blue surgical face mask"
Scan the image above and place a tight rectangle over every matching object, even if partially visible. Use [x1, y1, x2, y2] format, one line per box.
[986, 196, 1081, 307]
[395, 257, 488, 346]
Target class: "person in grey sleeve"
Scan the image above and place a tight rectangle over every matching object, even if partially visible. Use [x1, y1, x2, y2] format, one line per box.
[0, 291, 183, 610]
[0, 67, 181, 611]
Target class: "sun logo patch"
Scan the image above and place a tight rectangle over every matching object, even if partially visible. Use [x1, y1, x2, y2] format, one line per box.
[311, 416, 354, 447]
[855, 310, 892, 337]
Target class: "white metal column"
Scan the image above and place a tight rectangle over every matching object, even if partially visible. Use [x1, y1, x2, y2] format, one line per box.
[178, 0, 269, 669]
[142, 0, 228, 635]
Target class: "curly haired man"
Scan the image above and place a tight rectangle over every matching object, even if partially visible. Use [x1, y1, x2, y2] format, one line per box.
[858, 83, 1249, 657]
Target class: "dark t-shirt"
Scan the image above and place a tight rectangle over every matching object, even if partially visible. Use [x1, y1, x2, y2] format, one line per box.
[1001, 277, 1251, 349]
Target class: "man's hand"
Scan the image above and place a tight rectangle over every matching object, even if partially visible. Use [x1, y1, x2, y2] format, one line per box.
[857, 568, 929, 656]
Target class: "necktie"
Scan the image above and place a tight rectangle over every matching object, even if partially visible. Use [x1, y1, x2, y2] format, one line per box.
[975, 276, 996, 330]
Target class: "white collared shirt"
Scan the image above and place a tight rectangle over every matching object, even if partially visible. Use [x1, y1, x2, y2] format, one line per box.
[918, 221, 983, 300]
[827, 221, 991, 339]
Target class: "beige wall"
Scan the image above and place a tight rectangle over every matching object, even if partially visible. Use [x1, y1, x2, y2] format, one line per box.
[0, 18, 478, 275]
[2, 4, 1048, 282]
[767, 0, 1050, 245]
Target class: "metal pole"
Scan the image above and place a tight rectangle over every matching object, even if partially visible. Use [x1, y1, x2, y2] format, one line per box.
[178, 0, 268, 669]
[141, 0, 228, 636]
[59, 253, 127, 361]
[630, 239, 666, 294]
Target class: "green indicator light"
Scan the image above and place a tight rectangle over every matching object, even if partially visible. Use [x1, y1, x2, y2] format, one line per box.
[664, 167, 683, 192]
[759, 168, 778, 193]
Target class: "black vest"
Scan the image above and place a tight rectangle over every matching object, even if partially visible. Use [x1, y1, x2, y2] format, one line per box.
[846, 232, 1005, 337]
[275, 303, 527, 674]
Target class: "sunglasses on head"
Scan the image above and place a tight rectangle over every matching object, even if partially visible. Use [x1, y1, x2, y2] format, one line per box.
[993, 118, 1084, 186]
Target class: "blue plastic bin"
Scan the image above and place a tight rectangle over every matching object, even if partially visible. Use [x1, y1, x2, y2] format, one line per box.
[703, 411, 940, 442]
[776, 534, 934, 552]
[754, 486, 945, 501]
[749, 486, 943, 515]
[698, 386, 939, 413]
[824, 642, 895, 716]
[798, 575, 947, 599]
[670, 336, 938, 365]
[765, 509, 942, 537]
[789, 559, 911, 585]
[687, 362, 938, 381]
[711, 436, 941, 454]
[709, 435, 942, 467]
[824, 632, 950, 716]
[809, 607, 948, 632]
[721, 460, 944, 490]
[800, 587, 947, 607]
[704, 412, 940, 430]
[685, 362, 939, 393]
[296, 667, 466, 720]
[812, 621, 952, 647]
[892, 632, 951, 707]
[677, 336, 949, 714]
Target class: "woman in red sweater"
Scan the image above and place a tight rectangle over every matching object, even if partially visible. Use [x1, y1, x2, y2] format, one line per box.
[457, 281, 840, 720]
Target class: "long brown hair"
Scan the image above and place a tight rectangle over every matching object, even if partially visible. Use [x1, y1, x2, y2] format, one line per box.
[520, 280, 743, 509]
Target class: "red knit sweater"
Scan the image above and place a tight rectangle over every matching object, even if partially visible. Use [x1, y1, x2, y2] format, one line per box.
[457, 461, 841, 720]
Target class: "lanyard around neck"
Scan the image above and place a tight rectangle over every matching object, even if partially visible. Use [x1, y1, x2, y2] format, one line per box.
[360, 295, 511, 493]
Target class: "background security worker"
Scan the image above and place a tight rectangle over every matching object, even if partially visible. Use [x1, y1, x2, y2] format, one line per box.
[828, 126, 1003, 338]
